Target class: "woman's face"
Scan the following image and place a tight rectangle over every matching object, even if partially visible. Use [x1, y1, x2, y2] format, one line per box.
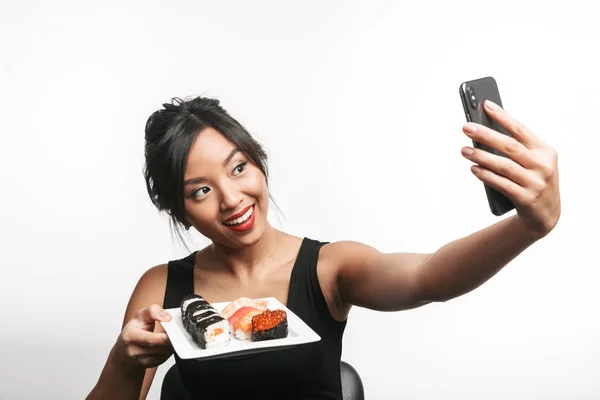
[182, 127, 269, 248]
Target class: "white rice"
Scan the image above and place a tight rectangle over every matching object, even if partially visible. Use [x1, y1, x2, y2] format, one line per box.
[204, 319, 232, 349]
[234, 328, 252, 341]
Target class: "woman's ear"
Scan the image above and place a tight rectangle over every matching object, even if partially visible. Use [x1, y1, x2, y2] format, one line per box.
[183, 213, 193, 230]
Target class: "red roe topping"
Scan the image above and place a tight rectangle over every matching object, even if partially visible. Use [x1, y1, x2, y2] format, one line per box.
[252, 309, 287, 331]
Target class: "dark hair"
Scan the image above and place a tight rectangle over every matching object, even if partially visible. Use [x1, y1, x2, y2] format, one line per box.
[143, 96, 277, 249]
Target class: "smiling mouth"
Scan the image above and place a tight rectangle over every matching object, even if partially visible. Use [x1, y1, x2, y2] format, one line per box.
[222, 205, 254, 226]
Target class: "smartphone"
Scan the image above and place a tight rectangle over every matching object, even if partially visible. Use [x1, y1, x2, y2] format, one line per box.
[459, 76, 515, 216]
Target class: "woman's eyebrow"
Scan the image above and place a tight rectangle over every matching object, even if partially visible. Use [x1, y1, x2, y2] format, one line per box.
[184, 148, 240, 186]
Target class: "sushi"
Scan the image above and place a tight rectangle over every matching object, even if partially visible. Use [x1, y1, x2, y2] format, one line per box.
[180, 294, 210, 330]
[220, 297, 269, 319]
[180, 293, 204, 316]
[227, 306, 265, 340]
[251, 309, 288, 341]
[180, 294, 231, 349]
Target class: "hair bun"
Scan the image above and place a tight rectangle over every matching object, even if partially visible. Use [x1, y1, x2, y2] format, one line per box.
[144, 109, 169, 143]
[144, 96, 227, 144]
[144, 98, 184, 143]
[189, 97, 225, 115]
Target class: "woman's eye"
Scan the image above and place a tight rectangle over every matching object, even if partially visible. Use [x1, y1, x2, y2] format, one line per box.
[233, 162, 247, 176]
[192, 187, 210, 199]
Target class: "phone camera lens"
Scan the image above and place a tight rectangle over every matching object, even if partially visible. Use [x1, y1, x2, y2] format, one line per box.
[467, 86, 477, 108]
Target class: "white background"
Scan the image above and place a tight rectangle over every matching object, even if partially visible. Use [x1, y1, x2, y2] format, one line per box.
[1, 0, 598, 399]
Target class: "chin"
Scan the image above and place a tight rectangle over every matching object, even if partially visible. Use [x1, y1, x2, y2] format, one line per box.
[220, 216, 268, 249]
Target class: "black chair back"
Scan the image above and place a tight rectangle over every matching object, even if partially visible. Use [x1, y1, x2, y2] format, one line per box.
[340, 361, 365, 400]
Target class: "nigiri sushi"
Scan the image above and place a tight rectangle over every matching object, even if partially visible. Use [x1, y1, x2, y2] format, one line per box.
[228, 306, 264, 340]
[220, 297, 269, 319]
[227, 306, 258, 331]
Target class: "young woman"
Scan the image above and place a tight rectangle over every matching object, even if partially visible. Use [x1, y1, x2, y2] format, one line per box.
[87, 96, 560, 399]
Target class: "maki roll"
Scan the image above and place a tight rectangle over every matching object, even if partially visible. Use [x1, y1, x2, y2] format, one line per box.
[251, 309, 288, 341]
[189, 310, 231, 349]
[180, 294, 205, 327]
[180, 294, 231, 349]
[183, 298, 215, 332]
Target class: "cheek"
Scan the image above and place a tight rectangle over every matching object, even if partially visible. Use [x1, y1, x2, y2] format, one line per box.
[258, 177, 270, 217]
[262, 178, 269, 198]
[256, 175, 269, 200]
[184, 200, 218, 227]
[244, 171, 268, 197]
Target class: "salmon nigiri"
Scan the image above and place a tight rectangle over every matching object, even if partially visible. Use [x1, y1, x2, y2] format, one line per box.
[228, 307, 264, 340]
[221, 297, 269, 319]
[227, 306, 260, 330]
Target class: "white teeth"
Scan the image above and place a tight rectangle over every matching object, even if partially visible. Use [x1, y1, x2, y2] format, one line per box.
[224, 206, 254, 226]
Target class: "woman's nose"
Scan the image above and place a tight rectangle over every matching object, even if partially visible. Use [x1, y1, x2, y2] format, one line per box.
[219, 184, 243, 212]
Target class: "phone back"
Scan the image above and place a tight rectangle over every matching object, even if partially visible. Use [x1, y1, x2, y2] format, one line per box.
[459, 76, 515, 216]
[460, 77, 510, 149]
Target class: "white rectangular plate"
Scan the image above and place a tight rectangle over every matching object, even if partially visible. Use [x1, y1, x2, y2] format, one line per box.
[160, 297, 321, 360]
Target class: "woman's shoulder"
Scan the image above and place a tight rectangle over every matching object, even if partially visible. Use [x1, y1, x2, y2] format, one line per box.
[319, 239, 379, 268]
[133, 248, 201, 296]
[139, 262, 169, 283]
[120, 263, 170, 327]
[131, 263, 170, 303]
[135, 247, 199, 290]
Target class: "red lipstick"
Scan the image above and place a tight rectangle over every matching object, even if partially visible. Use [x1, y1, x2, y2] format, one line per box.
[223, 205, 255, 233]
[223, 205, 253, 223]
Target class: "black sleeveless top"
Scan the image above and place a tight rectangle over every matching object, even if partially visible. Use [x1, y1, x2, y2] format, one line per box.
[162, 237, 347, 399]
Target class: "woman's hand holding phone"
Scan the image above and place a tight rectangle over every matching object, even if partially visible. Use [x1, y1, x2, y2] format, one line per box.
[460, 99, 561, 239]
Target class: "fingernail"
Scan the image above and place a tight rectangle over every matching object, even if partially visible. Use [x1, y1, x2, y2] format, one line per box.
[485, 100, 498, 111]
[461, 147, 473, 156]
[160, 311, 170, 320]
[472, 165, 481, 174]
[464, 123, 477, 136]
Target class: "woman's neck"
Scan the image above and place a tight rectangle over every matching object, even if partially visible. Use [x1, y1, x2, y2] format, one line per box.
[209, 225, 286, 280]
